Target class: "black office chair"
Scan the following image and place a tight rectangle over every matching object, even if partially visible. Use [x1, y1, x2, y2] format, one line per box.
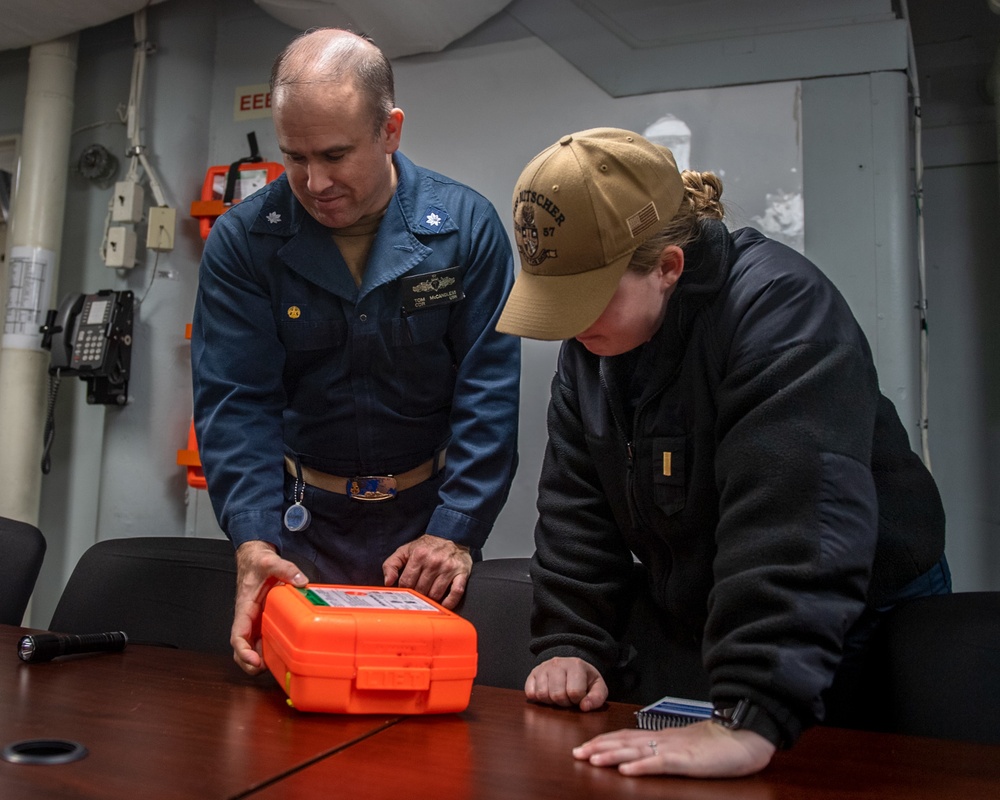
[878, 591, 1000, 745]
[455, 557, 536, 690]
[48, 536, 238, 654]
[0, 516, 47, 625]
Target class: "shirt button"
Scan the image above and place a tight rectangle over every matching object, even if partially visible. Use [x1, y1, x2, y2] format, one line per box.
[359, 313, 368, 322]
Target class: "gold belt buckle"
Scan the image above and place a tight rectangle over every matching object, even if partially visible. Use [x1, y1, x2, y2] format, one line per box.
[346, 476, 398, 502]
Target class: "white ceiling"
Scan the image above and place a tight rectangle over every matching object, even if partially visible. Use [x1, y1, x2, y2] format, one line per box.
[0, 0, 511, 57]
[0, 0, 995, 103]
[0, 0, 166, 53]
[253, 0, 511, 57]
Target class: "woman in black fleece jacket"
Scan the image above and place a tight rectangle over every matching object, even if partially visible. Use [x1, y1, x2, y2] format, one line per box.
[495, 128, 948, 779]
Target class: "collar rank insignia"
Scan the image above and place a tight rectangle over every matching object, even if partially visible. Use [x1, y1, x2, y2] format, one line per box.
[266, 211, 281, 224]
[418, 206, 449, 233]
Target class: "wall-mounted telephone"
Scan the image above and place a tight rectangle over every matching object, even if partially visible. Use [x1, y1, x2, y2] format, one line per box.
[38, 290, 134, 474]
[41, 290, 134, 406]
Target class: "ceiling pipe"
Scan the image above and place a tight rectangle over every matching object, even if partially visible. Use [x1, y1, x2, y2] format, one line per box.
[0, 34, 78, 525]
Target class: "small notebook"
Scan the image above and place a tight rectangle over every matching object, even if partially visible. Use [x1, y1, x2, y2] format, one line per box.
[634, 695, 713, 730]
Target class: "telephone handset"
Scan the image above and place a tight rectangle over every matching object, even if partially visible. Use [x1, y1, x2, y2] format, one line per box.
[47, 293, 84, 371]
[41, 290, 134, 405]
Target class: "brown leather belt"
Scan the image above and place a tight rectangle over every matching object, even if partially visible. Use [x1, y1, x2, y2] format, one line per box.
[285, 450, 446, 502]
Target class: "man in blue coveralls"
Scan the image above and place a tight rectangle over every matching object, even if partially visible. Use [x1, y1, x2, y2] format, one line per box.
[191, 28, 520, 675]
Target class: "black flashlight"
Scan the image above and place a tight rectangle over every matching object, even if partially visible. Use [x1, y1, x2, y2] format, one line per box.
[17, 631, 129, 663]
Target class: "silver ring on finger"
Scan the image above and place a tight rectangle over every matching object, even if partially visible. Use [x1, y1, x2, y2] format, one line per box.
[648, 740, 658, 756]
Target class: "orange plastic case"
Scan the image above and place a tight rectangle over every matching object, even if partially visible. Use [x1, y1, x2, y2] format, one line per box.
[261, 584, 477, 715]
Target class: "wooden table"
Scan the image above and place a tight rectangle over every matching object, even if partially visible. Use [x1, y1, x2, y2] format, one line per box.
[4, 624, 999, 799]
[249, 684, 1000, 800]
[0, 625, 398, 799]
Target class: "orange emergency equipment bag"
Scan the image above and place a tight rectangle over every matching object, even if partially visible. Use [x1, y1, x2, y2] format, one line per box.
[190, 132, 284, 239]
[261, 583, 478, 715]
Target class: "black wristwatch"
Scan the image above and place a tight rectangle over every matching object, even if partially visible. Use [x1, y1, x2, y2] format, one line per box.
[711, 699, 760, 730]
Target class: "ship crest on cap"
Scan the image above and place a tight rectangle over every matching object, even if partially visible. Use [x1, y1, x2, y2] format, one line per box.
[514, 193, 561, 268]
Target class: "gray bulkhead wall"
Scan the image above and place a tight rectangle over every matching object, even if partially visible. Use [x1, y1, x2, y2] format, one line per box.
[487, 70, 919, 558]
[800, 72, 920, 440]
[31, 1, 218, 627]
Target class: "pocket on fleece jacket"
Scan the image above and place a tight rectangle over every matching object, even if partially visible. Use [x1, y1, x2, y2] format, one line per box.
[651, 435, 687, 517]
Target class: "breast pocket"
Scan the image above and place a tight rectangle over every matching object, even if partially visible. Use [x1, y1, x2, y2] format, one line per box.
[387, 307, 456, 416]
[651, 435, 687, 517]
[398, 306, 451, 347]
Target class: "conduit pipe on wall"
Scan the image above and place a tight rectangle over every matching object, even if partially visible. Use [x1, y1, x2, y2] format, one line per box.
[899, 0, 931, 470]
[0, 35, 78, 525]
[991, 2, 1000, 190]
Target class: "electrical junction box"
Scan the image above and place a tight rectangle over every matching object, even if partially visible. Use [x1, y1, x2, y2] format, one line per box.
[146, 206, 176, 251]
[112, 180, 145, 223]
[261, 584, 478, 715]
[105, 226, 136, 268]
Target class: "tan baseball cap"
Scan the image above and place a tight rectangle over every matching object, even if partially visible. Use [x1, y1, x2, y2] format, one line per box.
[497, 127, 685, 341]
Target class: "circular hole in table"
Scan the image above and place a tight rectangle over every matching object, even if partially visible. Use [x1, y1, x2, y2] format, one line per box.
[1, 739, 88, 765]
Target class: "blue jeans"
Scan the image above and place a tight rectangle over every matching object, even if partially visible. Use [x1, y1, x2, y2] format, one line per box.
[878, 555, 952, 606]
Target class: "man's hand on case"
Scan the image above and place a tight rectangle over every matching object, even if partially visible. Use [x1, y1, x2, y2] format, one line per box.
[231, 540, 308, 675]
[382, 534, 472, 609]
